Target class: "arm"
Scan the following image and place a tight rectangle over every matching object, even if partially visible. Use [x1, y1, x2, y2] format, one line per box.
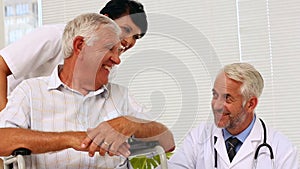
[82, 86, 175, 156]
[0, 128, 87, 156]
[125, 116, 175, 152]
[0, 25, 64, 79]
[0, 55, 11, 110]
[0, 80, 89, 156]
[82, 116, 175, 157]
[0, 25, 64, 95]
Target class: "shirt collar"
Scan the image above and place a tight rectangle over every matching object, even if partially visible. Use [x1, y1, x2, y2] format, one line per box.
[223, 115, 256, 143]
[48, 65, 64, 90]
[47, 65, 109, 97]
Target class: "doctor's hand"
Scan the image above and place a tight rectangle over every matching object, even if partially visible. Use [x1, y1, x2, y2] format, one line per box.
[81, 116, 140, 157]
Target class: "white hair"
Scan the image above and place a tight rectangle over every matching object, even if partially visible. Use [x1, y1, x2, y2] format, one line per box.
[221, 63, 264, 101]
[62, 13, 121, 58]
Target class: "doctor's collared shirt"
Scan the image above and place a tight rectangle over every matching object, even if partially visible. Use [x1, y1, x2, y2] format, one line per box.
[223, 115, 256, 153]
[0, 65, 151, 169]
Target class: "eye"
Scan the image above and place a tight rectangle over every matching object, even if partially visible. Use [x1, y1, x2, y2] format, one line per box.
[225, 94, 234, 103]
[121, 26, 131, 34]
[133, 34, 142, 40]
[212, 91, 218, 99]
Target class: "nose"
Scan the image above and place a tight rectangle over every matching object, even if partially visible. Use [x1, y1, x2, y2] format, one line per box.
[110, 47, 121, 65]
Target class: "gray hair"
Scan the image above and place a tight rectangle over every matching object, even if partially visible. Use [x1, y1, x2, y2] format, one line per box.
[221, 63, 264, 100]
[62, 13, 121, 58]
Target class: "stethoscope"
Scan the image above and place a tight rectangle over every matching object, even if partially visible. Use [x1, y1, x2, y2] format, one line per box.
[214, 118, 274, 169]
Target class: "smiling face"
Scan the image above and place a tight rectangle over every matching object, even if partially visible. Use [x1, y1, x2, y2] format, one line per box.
[76, 24, 121, 91]
[114, 14, 142, 53]
[211, 72, 255, 135]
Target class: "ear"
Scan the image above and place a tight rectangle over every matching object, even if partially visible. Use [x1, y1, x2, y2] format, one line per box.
[73, 36, 84, 55]
[246, 96, 258, 112]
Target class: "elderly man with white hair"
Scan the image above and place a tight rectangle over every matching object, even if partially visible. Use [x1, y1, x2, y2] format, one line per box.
[0, 13, 174, 169]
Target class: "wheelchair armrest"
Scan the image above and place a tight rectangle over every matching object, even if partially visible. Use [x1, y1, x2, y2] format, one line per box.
[11, 148, 31, 156]
[4, 148, 31, 169]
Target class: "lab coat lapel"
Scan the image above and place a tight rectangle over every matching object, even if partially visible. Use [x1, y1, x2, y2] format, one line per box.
[214, 127, 231, 166]
[231, 118, 262, 166]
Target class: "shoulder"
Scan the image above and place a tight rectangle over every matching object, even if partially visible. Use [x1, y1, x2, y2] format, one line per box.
[7, 76, 49, 101]
[0, 24, 65, 62]
[17, 76, 50, 91]
[12, 24, 65, 44]
[29, 24, 65, 47]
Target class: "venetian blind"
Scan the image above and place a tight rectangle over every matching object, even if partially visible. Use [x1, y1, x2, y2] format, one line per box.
[237, 0, 300, 163]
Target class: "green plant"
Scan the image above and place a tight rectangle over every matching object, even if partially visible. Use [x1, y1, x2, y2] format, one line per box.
[130, 152, 173, 169]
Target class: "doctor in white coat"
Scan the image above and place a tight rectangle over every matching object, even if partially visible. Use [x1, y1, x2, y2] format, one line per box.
[162, 63, 299, 169]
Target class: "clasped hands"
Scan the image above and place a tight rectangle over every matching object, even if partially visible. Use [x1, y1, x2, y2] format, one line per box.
[80, 116, 139, 158]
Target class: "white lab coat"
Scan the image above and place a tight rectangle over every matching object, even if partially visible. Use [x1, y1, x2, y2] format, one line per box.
[163, 118, 299, 169]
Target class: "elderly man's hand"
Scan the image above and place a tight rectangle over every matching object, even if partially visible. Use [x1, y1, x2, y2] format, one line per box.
[81, 116, 140, 157]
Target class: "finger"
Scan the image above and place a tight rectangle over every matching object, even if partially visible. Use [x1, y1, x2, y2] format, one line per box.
[92, 134, 105, 146]
[100, 141, 110, 152]
[81, 128, 97, 148]
[81, 136, 93, 148]
[116, 142, 131, 158]
[99, 147, 107, 156]
[108, 141, 118, 154]
[86, 127, 103, 140]
[123, 142, 130, 149]
[88, 142, 99, 157]
[108, 135, 128, 153]
[108, 150, 116, 156]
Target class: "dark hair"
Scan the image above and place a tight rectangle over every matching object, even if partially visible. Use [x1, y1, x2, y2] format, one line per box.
[100, 0, 148, 38]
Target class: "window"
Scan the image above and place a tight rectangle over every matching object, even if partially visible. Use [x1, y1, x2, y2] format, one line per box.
[2, 0, 40, 46]
[16, 3, 30, 15]
[5, 6, 15, 17]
